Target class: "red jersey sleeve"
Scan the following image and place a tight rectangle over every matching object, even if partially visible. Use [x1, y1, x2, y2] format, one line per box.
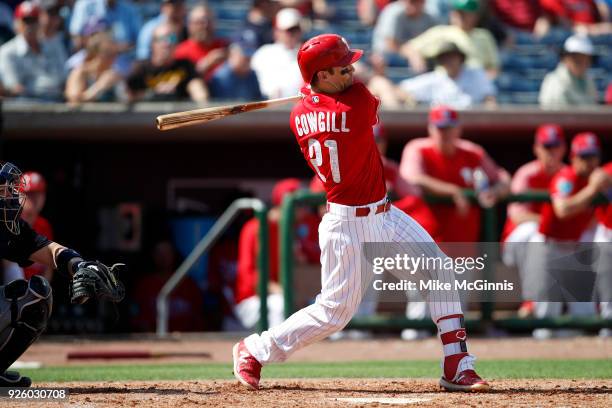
[356, 82, 380, 126]
[550, 172, 575, 199]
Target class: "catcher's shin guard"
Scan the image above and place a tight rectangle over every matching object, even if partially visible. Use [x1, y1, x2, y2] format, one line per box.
[0, 276, 52, 373]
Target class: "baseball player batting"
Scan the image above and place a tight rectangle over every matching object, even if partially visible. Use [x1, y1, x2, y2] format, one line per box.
[232, 34, 489, 392]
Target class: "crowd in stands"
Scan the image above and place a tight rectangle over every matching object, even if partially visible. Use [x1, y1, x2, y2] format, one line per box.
[0, 0, 610, 105]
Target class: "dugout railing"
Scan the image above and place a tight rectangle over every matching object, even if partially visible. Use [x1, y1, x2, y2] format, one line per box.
[156, 198, 270, 336]
[277, 190, 611, 333]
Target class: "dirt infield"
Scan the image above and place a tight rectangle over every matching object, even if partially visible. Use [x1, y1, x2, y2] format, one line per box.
[6, 379, 610, 407]
[22, 336, 612, 366]
[10, 336, 611, 407]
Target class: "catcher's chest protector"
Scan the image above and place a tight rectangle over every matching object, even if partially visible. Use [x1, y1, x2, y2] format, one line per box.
[0, 275, 52, 373]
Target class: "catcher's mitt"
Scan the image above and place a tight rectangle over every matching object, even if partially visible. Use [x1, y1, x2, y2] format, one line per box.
[69, 261, 126, 304]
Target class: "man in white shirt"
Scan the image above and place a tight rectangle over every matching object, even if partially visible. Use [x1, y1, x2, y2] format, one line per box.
[251, 8, 304, 98]
[399, 41, 496, 107]
[0, 1, 67, 101]
[368, 41, 496, 108]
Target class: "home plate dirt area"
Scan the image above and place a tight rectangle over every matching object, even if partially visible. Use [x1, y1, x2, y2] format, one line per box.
[11, 336, 612, 407]
[7, 379, 609, 407]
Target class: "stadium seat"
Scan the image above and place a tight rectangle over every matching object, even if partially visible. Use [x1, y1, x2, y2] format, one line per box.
[509, 92, 540, 104]
[495, 73, 541, 93]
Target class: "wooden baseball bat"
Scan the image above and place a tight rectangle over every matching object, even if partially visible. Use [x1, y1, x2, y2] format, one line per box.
[67, 350, 212, 360]
[156, 95, 301, 131]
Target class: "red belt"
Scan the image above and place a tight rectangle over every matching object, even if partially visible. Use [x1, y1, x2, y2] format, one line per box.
[327, 201, 391, 217]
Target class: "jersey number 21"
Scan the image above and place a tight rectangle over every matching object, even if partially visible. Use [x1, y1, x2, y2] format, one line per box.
[309, 139, 341, 183]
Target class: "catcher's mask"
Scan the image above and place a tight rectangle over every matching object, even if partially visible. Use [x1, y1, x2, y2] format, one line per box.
[0, 162, 26, 235]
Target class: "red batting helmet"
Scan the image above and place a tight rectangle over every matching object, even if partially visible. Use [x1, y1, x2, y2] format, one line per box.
[297, 34, 363, 84]
[23, 171, 47, 193]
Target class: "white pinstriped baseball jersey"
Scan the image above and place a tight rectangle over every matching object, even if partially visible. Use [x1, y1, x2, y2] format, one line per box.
[244, 84, 465, 366]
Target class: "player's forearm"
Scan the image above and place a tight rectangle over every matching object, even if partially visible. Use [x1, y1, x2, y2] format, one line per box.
[83, 70, 121, 101]
[553, 184, 599, 219]
[415, 174, 463, 198]
[491, 179, 511, 199]
[188, 79, 209, 103]
[399, 43, 425, 72]
[30, 242, 83, 277]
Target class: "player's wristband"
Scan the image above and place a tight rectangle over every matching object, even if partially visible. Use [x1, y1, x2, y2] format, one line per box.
[56, 248, 83, 277]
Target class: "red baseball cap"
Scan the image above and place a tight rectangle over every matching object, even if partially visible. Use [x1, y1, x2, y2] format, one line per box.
[272, 178, 302, 206]
[22, 171, 47, 193]
[571, 132, 600, 157]
[14, 1, 40, 20]
[535, 124, 564, 147]
[429, 106, 459, 128]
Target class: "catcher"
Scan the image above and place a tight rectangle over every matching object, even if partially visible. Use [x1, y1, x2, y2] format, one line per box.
[0, 162, 125, 387]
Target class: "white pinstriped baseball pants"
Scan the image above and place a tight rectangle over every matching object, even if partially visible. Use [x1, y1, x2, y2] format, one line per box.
[244, 198, 463, 364]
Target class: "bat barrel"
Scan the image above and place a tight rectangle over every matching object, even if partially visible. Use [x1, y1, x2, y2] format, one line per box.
[156, 95, 301, 131]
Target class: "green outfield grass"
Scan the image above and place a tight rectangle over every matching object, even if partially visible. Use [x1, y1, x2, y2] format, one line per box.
[18, 359, 612, 382]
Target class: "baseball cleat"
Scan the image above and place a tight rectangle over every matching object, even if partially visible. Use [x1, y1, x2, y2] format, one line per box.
[439, 369, 490, 392]
[0, 371, 32, 387]
[232, 340, 261, 390]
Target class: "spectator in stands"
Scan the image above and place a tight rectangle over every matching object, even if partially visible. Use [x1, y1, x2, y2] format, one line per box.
[425, 0, 453, 22]
[597, 0, 612, 21]
[21, 171, 55, 281]
[369, 41, 496, 108]
[501, 124, 566, 318]
[70, 0, 141, 53]
[0, 1, 67, 100]
[275, 0, 336, 24]
[526, 132, 606, 339]
[208, 42, 263, 101]
[234, 178, 320, 330]
[136, 0, 187, 61]
[251, 7, 304, 98]
[66, 18, 113, 73]
[126, 23, 208, 102]
[65, 30, 122, 103]
[489, 0, 543, 33]
[576, 1, 612, 35]
[539, 34, 598, 108]
[399, 106, 510, 242]
[606, 81, 612, 104]
[357, 0, 392, 26]
[239, 0, 278, 49]
[371, 0, 436, 60]
[131, 240, 205, 332]
[39, 0, 66, 45]
[401, 0, 500, 78]
[174, 4, 228, 81]
[537, 0, 602, 35]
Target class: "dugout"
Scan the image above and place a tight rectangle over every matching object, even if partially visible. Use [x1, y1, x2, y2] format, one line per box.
[2, 102, 612, 334]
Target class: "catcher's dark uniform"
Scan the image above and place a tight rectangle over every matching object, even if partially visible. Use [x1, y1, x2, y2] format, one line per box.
[0, 163, 125, 387]
[0, 219, 53, 387]
[1, 218, 52, 268]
